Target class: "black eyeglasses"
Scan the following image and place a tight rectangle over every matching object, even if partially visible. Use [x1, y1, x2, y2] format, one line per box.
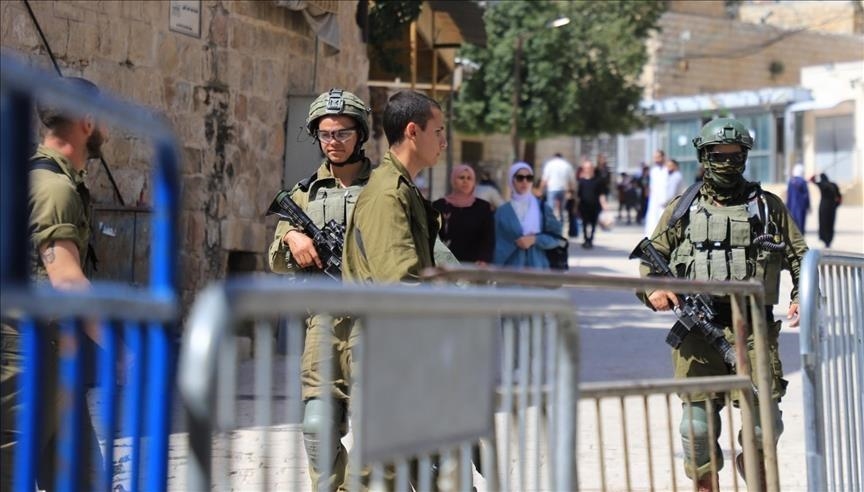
[514, 174, 534, 182]
[315, 127, 357, 143]
[706, 152, 746, 165]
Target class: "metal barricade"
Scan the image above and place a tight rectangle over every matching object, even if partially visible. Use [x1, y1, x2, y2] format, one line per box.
[177, 278, 578, 491]
[799, 249, 864, 492]
[429, 266, 781, 492]
[1, 54, 180, 491]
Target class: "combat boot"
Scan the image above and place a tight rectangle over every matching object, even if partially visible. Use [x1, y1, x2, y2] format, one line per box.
[735, 452, 767, 492]
[695, 473, 719, 492]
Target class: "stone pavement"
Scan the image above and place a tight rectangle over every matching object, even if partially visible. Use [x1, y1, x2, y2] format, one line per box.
[101, 206, 861, 491]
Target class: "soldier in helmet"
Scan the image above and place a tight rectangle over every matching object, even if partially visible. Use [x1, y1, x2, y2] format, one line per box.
[267, 88, 373, 490]
[636, 118, 808, 491]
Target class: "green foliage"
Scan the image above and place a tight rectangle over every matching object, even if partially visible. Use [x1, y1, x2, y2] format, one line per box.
[368, 0, 423, 74]
[455, 0, 666, 139]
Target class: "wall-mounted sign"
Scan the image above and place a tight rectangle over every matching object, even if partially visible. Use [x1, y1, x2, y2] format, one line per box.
[169, 0, 201, 38]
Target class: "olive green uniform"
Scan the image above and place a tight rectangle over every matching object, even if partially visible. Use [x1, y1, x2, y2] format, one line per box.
[342, 151, 461, 490]
[268, 158, 372, 491]
[1, 146, 97, 490]
[640, 184, 808, 478]
[343, 151, 443, 284]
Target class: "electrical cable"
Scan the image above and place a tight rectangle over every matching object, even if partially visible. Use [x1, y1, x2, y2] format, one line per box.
[22, 0, 127, 206]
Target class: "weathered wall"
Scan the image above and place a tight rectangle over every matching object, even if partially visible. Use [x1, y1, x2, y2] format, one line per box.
[644, 8, 864, 99]
[1, 0, 369, 306]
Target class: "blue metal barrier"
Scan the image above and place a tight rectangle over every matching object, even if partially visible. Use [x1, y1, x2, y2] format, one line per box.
[1, 54, 180, 492]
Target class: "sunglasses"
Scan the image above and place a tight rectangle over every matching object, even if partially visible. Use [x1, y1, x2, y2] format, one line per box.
[706, 152, 746, 165]
[316, 127, 357, 143]
[513, 174, 534, 183]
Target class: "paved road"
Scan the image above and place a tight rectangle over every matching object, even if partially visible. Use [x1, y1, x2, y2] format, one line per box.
[102, 205, 861, 491]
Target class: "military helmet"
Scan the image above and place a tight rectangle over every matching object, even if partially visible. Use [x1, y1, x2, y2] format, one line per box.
[692, 118, 754, 152]
[306, 89, 371, 144]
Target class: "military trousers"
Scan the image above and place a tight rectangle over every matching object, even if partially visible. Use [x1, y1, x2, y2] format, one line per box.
[300, 314, 358, 491]
[672, 308, 786, 479]
[1, 322, 101, 491]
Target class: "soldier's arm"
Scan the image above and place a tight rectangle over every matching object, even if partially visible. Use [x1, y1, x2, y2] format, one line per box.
[767, 193, 809, 303]
[267, 186, 315, 273]
[638, 198, 681, 308]
[39, 239, 103, 344]
[353, 187, 423, 284]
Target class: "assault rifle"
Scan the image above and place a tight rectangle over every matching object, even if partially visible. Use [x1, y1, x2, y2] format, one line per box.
[629, 238, 738, 369]
[267, 190, 344, 281]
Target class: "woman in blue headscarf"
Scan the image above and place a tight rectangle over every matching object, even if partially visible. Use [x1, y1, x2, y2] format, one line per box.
[493, 162, 563, 268]
[786, 163, 810, 234]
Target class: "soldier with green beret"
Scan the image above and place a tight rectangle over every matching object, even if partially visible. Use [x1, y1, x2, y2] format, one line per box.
[637, 118, 808, 491]
[267, 88, 373, 491]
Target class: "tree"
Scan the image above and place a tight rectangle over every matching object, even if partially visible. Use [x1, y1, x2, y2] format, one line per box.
[454, 1, 666, 163]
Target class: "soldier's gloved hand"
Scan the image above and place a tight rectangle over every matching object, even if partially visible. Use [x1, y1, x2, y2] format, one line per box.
[787, 302, 800, 328]
[648, 290, 679, 311]
[284, 230, 322, 269]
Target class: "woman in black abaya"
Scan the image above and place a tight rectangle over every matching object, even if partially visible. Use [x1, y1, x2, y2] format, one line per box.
[811, 173, 842, 248]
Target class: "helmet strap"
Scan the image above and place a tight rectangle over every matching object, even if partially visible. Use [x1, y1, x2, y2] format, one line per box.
[328, 147, 366, 168]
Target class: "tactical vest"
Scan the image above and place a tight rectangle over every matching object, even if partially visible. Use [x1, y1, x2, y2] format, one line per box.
[305, 177, 363, 229]
[668, 190, 784, 304]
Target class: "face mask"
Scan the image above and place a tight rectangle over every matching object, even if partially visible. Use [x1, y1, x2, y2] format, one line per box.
[703, 159, 745, 189]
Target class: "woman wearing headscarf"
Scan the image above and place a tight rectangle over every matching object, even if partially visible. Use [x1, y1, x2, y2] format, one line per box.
[786, 163, 810, 234]
[493, 162, 564, 268]
[432, 164, 494, 263]
[810, 173, 842, 248]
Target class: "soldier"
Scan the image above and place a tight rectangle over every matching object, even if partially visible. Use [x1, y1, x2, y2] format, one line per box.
[1, 77, 106, 490]
[342, 90, 449, 284]
[267, 88, 372, 491]
[342, 90, 454, 490]
[637, 118, 808, 492]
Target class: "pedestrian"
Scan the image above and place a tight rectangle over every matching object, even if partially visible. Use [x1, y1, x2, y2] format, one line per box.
[635, 118, 808, 492]
[342, 90, 456, 489]
[539, 152, 576, 222]
[474, 167, 505, 210]
[433, 164, 495, 264]
[666, 158, 684, 199]
[493, 162, 564, 268]
[637, 162, 650, 224]
[617, 172, 639, 225]
[266, 88, 372, 490]
[595, 152, 612, 199]
[576, 160, 607, 249]
[644, 150, 669, 236]
[1, 77, 107, 491]
[786, 163, 810, 234]
[810, 172, 842, 248]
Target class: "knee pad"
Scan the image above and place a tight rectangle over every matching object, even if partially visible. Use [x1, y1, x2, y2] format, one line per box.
[302, 399, 346, 471]
[680, 403, 715, 442]
[302, 399, 346, 435]
[751, 407, 784, 448]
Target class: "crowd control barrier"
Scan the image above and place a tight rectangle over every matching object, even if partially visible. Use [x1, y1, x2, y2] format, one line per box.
[1, 54, 180, 491]
[177, 278, 578, 491]
[799, 249, 864, 492]
[428, 265, 781, 492]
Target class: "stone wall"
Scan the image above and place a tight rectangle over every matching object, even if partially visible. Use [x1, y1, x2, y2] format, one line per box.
[1, 0, 370, 306]
[645, 10, 864, 99]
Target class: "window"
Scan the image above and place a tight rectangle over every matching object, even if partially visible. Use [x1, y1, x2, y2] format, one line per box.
[666, 119, 701, 184]
[815, 115, 855, 181]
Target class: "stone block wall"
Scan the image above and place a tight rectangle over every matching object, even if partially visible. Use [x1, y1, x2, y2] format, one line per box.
[1, 0, 370, 307]
[645, 10, 864, 99]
